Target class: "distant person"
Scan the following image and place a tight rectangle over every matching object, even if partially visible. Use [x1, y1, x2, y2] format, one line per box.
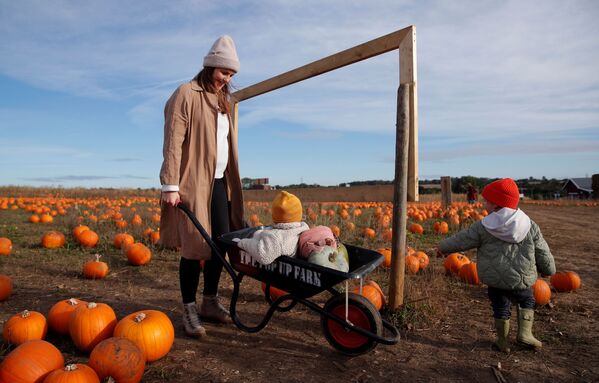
[466, 183, 478, 204]
[437, 178, 555, 352]
[159, 35, 245, 338]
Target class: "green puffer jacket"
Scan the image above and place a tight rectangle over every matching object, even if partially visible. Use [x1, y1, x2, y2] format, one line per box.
[439, 220, 555, 290]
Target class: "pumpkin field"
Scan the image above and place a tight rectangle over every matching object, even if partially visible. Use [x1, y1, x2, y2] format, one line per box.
[0, 187, 598, 382]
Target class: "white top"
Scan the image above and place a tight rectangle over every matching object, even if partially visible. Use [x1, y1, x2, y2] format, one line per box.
[161, 112, 229, 192]
[214, 112, 230, 179]
[236, 222, 310, 265]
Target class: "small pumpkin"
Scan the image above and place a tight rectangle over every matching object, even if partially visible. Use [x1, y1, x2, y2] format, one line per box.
[83, 254, 109, 279]
[409, 223, 424, 234]
[0, 237, 12, 256]
[457, 262, 480, 285]
[261, 282, 289, 300]
[48, 298, 87, 335]
[443, 253, 470, 275]
[29, 214, 41, 223]
[42, 231, 66, 249]
[307, 245, 349, 272]
[69, 302, 117, 352]
[362, 227, 376, 239]
[43, 363, 100, 383]
[113, 233, 135, 249]
[550, 271, 581, 292]
[130, 214, 143, 226]
[2, 309, 48, 345]
[0, 274, 13, 301]
[405, 254, 420, 274]
[126, 243, 152, 266]
[78, 230, 99, 248]
[0, 340, 64, 383]
[113, 310, 175, 362]
[415, 251, 430, 270]
[72, 225, 91, 240]
[88, 337, 145, 383]
[532, 279, 551, 305]
[351, 284, 383, 310]
[377, 248, 392, 268]
[40, 213, 54, 223]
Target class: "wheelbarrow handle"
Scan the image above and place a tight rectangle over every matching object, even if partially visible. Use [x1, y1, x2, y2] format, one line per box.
[176, 202, 238, 282]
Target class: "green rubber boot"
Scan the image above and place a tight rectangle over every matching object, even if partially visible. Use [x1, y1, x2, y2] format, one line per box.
[517, 307, 542, 349]
[494, 318, 511, 353]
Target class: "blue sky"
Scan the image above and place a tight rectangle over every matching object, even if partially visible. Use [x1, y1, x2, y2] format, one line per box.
[1, 0, 598, 188]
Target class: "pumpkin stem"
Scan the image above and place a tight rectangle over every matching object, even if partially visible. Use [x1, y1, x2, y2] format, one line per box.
[21, 310, 30, 318]
[105, 377, 116, 383]
[65, 364, 78, 371]
[87, 302, 97, 309]
[67, 298, 79, 305]
[94, 253, 102, 262]
[134, 312, 147, 322]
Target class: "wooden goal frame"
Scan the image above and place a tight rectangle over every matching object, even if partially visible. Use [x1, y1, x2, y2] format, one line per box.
[231, 26, 418, 307]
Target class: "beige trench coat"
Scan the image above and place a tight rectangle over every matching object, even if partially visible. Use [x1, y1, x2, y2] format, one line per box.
[159, 77, 244, 260]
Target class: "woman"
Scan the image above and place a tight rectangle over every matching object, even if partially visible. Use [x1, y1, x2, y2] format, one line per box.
[159, 35, 244, 338]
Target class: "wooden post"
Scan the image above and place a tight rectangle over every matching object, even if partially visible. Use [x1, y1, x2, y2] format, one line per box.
[400, 26, 418, 202]
[592, 174, 599, 199]
[389, 84, 410, 309]
[441, 176, 452, 209]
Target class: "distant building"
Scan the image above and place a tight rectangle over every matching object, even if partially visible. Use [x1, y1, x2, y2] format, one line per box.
[242, 178, 271, 190]
[562, 178, 593, 199]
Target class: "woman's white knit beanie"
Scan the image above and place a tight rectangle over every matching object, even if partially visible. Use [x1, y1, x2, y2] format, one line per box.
[203, 35, 240, 72]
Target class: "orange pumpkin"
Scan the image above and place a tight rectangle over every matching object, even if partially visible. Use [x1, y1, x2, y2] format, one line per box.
[126, 243, 152, 266]
[78, 229, 99, 248]
[44, 363, 100, 383]
[329, 225, 341, 238]
[0, 274, 13, 301]
[2, 309, 48, 345]
[88, 337, 145, 383]
[48, 298, 87, 335]
[409, 223, 424, 234]
[0, 237, 12, 256]
[113, 310, 175, 362]
[149, 230, 160, 245]
[376, 248, 392, 268]
[352, 285, 383, 310]
[415, 251, 430, 270]
[362, 227, 376, 239]
[443, 253, 470, 275]
[366, 280, 386, 306]
[457, 262, 480, 285]
[550, 271, 582, 292]
[83, 254, 109, 279]
[0, 340, 64, 383]
[433, 221, 449, 234]
[130, 214, 143, 226]
[532, 279, 551, 305]
[405, 254, 420, 274]
[113, 233, 135, 249]
[42, 231, 66, 248]
[40, 213, 54, 223]
[69, 302, 117, 352]
[261, 282, 289, 300]
[29, 214, 41, 223]
[72, 225, 91, 240]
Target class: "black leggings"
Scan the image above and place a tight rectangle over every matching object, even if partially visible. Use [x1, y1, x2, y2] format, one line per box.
[180, 178, 229, 303]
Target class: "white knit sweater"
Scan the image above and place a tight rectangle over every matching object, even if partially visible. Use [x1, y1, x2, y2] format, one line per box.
[236, 222, 309, 265]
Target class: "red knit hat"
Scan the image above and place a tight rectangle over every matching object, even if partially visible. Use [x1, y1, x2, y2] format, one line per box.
[481, 178, 520, 209]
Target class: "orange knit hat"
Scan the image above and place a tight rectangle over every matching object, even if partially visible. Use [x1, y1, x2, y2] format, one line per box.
[271, 191, 303, 223]
[481, 178, 520, 209]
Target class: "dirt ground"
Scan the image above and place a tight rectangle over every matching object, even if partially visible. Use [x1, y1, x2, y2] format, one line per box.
[1, 203, 598, 382]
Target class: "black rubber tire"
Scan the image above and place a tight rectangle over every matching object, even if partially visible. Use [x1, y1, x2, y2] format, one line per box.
[321, 292, 382, 356]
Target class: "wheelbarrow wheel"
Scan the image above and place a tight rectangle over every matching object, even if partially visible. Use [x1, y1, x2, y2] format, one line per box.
[321, 293, 382, 356]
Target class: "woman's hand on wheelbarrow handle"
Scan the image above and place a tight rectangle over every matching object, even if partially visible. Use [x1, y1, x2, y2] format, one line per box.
[162, 191, 181, 207]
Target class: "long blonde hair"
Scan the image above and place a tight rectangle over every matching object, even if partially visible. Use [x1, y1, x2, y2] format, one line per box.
[196, 67, 231, 114]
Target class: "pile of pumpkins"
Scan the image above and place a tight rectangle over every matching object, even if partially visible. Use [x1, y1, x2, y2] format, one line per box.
[0, 298, 174, 382]
[376, 247, 430, 274]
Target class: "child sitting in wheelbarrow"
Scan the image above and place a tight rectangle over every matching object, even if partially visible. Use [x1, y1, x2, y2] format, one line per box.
[235, 191, 309, 264]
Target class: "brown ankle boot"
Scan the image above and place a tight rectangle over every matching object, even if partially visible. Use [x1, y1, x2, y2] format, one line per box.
[199, 295, 231, 324]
